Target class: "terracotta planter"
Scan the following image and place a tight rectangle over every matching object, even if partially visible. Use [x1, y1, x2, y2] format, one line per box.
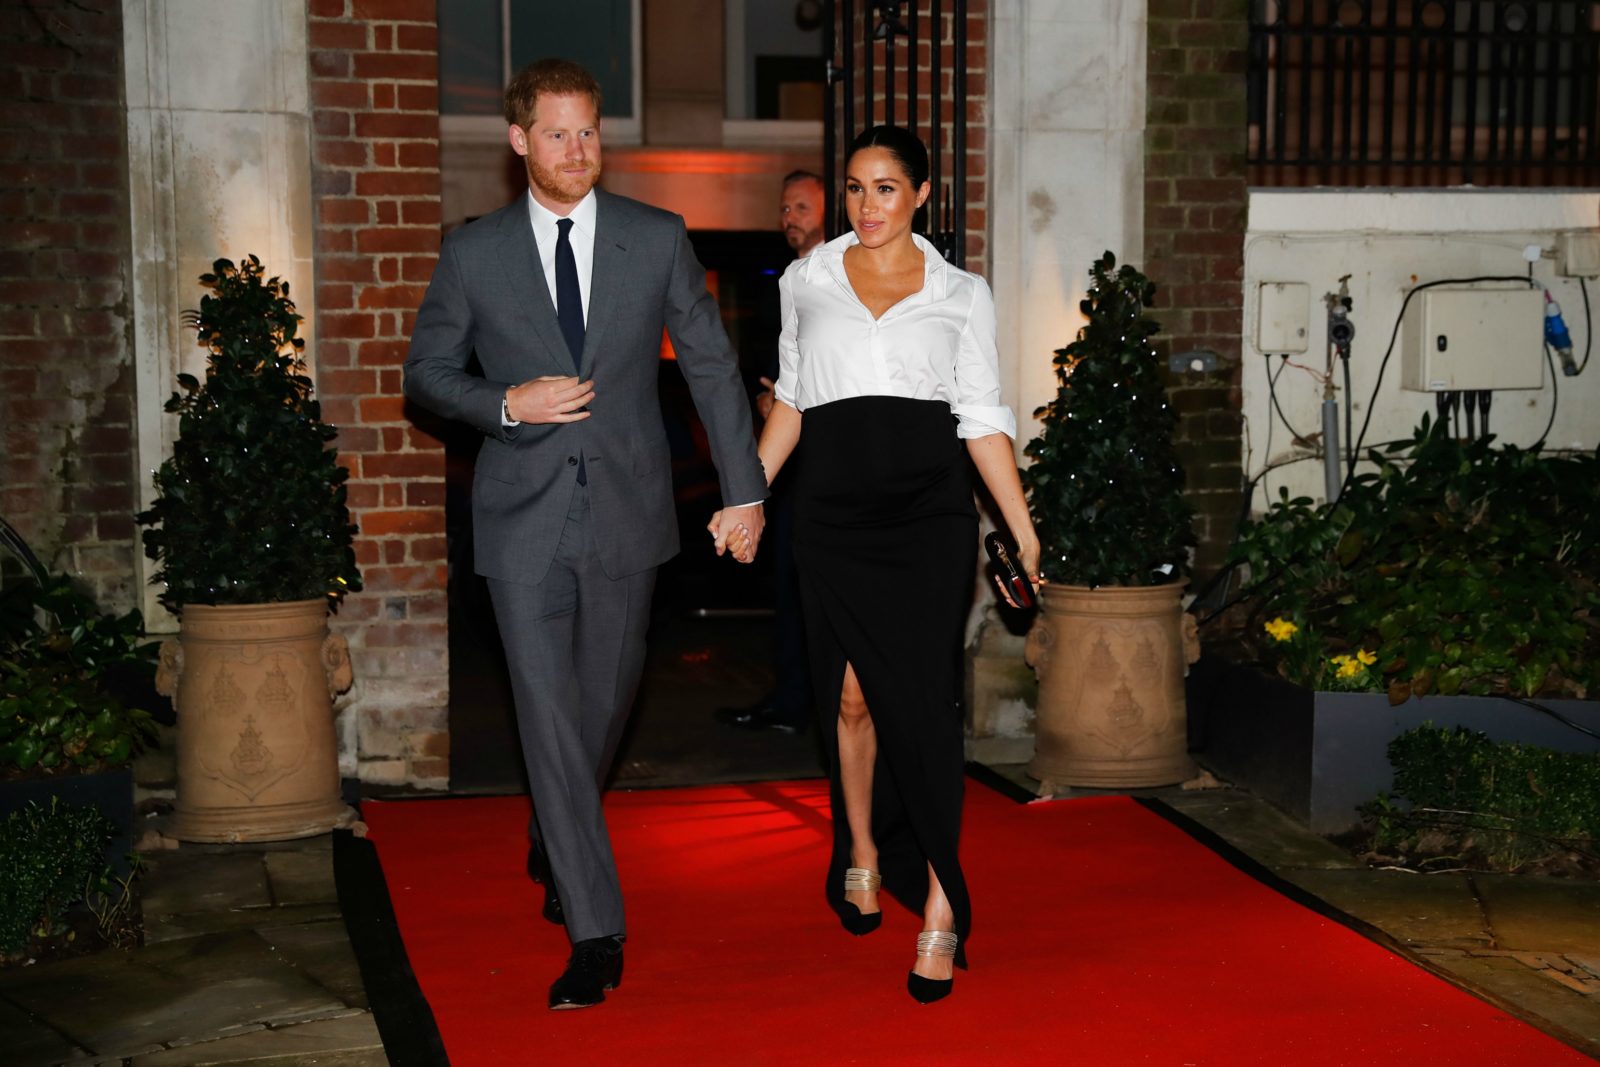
[1024, 581, 1195, 789]
[156, 599, 354, 842]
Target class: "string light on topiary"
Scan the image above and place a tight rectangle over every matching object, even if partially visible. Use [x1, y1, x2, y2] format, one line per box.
[1020, 250, 1196, 587]
[136, 255, 364, 612]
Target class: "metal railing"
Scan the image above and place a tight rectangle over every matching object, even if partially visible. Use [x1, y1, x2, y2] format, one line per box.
[1248, 0, 1600, 185]
[823, 1, 969, 266]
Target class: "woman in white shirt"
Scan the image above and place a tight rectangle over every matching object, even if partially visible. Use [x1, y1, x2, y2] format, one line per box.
[722, 126, 1040, 1003]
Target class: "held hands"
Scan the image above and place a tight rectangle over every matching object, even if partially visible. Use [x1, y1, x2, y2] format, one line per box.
[506, 376, 595, 424]
[706, 503, 766, 564]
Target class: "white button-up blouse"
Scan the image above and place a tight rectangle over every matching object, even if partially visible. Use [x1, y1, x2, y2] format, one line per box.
[772, 231, 1017, 441]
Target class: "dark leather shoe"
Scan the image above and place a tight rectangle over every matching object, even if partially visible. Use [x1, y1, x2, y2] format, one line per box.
[548, 936, 624, 1010]
[526, 841, 564, 926]
[714, 702, 803, 735]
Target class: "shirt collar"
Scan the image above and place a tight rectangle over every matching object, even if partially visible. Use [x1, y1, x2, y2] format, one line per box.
[814, 230, 950, 302]
[526, 188, 598, 239]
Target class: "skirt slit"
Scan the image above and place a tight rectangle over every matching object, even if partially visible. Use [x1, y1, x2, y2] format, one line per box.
[792, 396, 976, 966]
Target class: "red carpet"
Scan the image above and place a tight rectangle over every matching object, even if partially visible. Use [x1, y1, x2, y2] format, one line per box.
[363, 782, 1588, 1065]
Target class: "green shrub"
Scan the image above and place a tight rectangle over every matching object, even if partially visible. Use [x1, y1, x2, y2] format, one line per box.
[0, 575, 158, 776]
[137, 256, 362, 611]
[1231, 423, 1600, 701]
[0, 798, 121, 954]
[1366, 725, 1600, 870]
[1023, 251, 1195, 587]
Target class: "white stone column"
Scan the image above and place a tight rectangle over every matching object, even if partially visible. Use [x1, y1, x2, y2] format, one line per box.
[966, 1, 1147, 760]
[989, 0, 1146, 455]
[123, 0, 315, 626]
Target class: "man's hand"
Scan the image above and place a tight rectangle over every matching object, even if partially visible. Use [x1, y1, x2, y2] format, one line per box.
[506, 376, 595, 424]
[755, 376, 776, 420]
[707, 503, 765, 563]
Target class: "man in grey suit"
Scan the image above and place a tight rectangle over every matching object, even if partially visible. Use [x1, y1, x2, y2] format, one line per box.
[403, 58, 766, 1011]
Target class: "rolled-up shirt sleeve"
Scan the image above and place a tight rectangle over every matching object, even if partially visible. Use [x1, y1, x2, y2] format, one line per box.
[950, 276, 1016, 440]
[772, 268, 801, 410]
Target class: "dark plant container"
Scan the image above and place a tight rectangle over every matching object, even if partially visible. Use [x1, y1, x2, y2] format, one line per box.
[1187, 656, 1600, 834]
[0, 767, 135, 878]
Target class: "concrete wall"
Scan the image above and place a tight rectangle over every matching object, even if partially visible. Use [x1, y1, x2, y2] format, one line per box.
[123, 0, 317, 627]
[989, 0, 1148, 460]
[1242, 190, 1600, 511]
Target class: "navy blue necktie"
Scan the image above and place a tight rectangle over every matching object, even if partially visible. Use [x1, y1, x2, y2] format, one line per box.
[554, 217, 587, 484]
[554, 217, 585, 374]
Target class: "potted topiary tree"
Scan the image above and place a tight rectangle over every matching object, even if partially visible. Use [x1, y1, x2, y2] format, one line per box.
[1021, 251, 1198, 789]
[138, 256, 361, 842]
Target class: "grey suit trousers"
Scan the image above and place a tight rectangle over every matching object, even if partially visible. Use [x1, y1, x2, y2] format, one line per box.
[486, 483, 655, 943]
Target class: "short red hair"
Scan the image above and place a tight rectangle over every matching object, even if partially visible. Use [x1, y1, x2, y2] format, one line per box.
[503, 58, 603, 128]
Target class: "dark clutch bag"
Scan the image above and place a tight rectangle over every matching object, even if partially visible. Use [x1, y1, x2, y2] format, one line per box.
[983, 532, 1035, 609]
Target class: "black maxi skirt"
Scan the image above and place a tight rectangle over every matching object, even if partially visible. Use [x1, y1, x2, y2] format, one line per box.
[791, 395, 976, 966]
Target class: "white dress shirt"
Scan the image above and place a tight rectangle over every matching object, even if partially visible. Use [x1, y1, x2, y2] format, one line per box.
[526, 188, 597, 323]
[508, 189, 764, 511]
[773, 232, 1016, 440]
[502, 190, 597, 428]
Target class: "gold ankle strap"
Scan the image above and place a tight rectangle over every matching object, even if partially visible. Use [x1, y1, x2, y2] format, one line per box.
[843, 867, 881, 893]
[916, 931, 958, 958]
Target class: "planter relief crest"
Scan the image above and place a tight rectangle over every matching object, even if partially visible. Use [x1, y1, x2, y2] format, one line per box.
[157, 599, 355, 842]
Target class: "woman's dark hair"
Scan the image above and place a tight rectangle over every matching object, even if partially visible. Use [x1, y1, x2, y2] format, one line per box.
[846, 125, 931, 231]
[846, 125, 930, 187]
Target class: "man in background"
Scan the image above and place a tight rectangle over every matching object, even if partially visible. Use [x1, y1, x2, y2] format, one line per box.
[715, 170, 826, 735]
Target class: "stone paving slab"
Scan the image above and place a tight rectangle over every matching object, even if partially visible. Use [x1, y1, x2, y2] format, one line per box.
[129, 1012, 384, 1066]
[1472, 874, 1600, 955]
[262, 851, 338, 907]
[254, 921, 368, 1009]
[1284, 869, 1493, 950]
[1424, 952, 1600, 1058]
[144, 902, 344, 945]
[0, 931, 349, 1060]
[0, 994, 93, 1065]
[1159, 788, 1359, 871]
[141, 852, 273, 922]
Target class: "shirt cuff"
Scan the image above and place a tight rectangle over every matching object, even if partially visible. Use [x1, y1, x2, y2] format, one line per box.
[501, 394, 521, 427]
[952, 403, 1017, 440]
[726, 499, 764, 508]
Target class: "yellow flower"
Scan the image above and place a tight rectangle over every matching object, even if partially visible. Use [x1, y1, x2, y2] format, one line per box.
[1356, 648, 1377, 666]
[1332, 654, 1363, 679]
[1264, 617, 1299, 642]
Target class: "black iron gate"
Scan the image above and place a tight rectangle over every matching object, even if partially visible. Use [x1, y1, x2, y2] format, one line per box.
[822, 0, 970, 267]
[1248, 0, 1600, 185]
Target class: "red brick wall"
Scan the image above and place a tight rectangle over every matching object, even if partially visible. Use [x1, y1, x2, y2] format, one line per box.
[833, 1, 988, 276]
[1143, 1, 1250, 577]
[308, 0, 449, 787]
[0, 1, 137, 611]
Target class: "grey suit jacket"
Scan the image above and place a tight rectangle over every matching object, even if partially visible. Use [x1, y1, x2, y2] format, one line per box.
[403, 189, 767, 585]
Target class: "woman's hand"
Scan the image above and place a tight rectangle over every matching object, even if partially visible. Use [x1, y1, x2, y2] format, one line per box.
[993, 530, 1045, 610]
[705, 511, 757, 564]
[725, 523, 755, 563]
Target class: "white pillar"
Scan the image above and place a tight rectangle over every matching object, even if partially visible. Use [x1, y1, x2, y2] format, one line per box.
[989, 0, 1146, 456]
[123, 0, 315, 626]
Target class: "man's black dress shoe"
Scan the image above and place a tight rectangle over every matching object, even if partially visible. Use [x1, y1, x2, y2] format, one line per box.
[526, 841, 564, 926]
[548, 936, 624, 1010]
[714, 701, 804, 735]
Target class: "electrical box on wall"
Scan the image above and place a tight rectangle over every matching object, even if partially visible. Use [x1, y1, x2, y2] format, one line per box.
[1255, 282, 1310, 353]
[1400, 287, 1545, 392]
[1557, 232, 1600, 278]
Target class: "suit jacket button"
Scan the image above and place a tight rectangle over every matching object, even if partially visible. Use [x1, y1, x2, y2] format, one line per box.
[567, 456, 578, 466]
